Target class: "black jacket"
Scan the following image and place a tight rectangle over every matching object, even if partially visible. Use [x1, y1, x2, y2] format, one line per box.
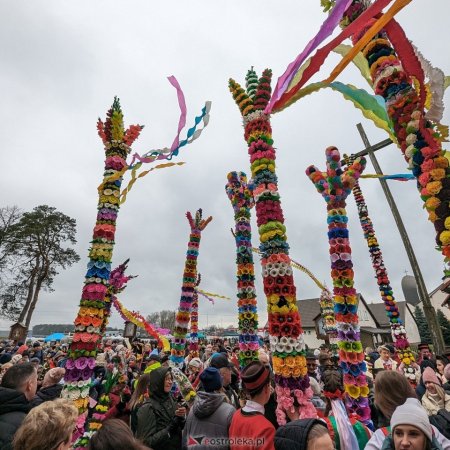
[136, 367, 183, 450]
[30, 384, 63, 408]
[0, 387, 31, 450]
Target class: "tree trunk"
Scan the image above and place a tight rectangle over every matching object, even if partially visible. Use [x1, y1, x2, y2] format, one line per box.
[24, 265, 48, 330]
[18, 259, 40, 324]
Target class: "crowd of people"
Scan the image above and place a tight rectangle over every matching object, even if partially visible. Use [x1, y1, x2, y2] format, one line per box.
[1, 337, 450, 449]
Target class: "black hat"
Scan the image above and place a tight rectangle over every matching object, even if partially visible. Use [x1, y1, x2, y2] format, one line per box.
[146, 354, 161, 363]
[33, 342, 41, 348]
[210, 353, 233, 370]
[200, 367, 222, 392]
[274, 419, 327, 450]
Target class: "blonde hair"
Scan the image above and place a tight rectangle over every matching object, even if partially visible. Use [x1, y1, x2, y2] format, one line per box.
[13, 399, 78, 450]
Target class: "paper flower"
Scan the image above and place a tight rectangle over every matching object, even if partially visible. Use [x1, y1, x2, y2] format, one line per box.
[229, 68, 311, 421]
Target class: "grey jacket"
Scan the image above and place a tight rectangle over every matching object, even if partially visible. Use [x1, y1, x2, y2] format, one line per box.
[182, 391, 235, 450]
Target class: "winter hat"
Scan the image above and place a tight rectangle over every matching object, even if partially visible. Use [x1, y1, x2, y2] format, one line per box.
[444, 364, 450, 382]
[390, 398, 432, 441]
[43, 367, 66, 388]
[422, 367, 441, 386]
[199, 367, 222, 392]
[11, 354, 22, 365]
[241, 361, 270, 395]
[274, 419, 327, 450]
[16, 345, 28, 355]
[188, 357, 203, 369]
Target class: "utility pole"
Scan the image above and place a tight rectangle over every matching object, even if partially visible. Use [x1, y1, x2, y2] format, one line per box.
[355, 123, 445, 355]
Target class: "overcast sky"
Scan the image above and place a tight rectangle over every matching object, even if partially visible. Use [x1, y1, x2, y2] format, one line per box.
[1, 1, 449, 332]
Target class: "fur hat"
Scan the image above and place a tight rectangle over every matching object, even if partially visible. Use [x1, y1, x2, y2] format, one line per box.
[422, 367, 441, 386]
[43, 367, 66, 388]
[390, 398, 432, 442]
[199, 367, 222, 392]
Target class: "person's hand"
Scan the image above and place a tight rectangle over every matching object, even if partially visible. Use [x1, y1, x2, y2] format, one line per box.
[175, 407, 186, 417]
[286, 408, 299, 422]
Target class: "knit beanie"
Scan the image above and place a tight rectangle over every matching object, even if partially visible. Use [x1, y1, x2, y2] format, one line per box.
[241, 361, 270, 395]
[444, 364, 450, 382]
[390, 398, 432, 442]
[274, 419, 327, 450]
[199, 367, 222, 392]
[422, 367, 441, 386]
[43, 367, 66, 388]
[11, 354, 22, 365]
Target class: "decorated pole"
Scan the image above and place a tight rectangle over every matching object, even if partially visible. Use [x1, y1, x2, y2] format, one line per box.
[339, 0, 448, 350]
[344, 154, 416, 381]
[170, 209, 212, 367]
[319, 287, 338, 342]
[226, 171, 259, 368]
[229, 68, 315, 423]
[188, 274, 201, 358]
[62, 99, 143, 416]
[306, 146, 371, 426]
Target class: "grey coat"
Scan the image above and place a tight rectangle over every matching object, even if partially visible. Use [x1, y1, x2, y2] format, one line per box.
[182, 391, 235, 450]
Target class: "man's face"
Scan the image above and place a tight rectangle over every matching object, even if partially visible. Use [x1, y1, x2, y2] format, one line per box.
[380, 349, 390, 360]
[421, 349, 431, 359]
[306, 359, 317, 375]
[23, 370, 38, 400]
[220, 367, 232, 387]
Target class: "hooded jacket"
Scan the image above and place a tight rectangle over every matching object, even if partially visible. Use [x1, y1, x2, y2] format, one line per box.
[274, 419, 328, 450]
[29, 383, 63, 408]
[182, 391, 235, 450]
[0, 387, 31, 450]
[136, 367, 183, 450]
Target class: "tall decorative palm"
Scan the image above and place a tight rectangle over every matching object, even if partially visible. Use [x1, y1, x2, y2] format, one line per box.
[306, 146, 371, 425]
[226, 171, 259, 368]
[345, 154, 415, 379]
[339, 0, 450, 272]
[170, 209, 212, 367]
[229, 68, 315, 423]
[62, 99, 143, 415]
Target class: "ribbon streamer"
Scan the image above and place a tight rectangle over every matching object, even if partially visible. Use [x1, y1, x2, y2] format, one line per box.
[196, 288, 231, 304]
[268, 0, 353, 112]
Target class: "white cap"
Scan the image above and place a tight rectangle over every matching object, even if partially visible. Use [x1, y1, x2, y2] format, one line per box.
[390, 398, 432, 441]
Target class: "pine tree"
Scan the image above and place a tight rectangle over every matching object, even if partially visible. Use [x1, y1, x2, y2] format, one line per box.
[414, 305, 432, 344]
[436, 309, 450, 346]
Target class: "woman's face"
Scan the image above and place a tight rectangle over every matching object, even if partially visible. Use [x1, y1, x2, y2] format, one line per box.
[164, 373, 173, 393]
[393, 425, 427, 450]
[425, 381, 437, 394]
[307, 434, 334, 450]
[436, 359, 444, 375]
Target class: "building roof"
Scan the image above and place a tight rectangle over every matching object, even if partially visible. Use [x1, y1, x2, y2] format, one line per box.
[296, 298, 322, 328]
[296, 293, 374, 328]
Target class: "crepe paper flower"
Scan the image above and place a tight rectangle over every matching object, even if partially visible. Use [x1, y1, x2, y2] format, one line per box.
[170, 210, 212, 368]
[225, 173, 260, 371]
[337, 1, 450, 274]
[344, 153, 416, 378]
[306, 146, 371, 426]
[229, 68, 311, 421]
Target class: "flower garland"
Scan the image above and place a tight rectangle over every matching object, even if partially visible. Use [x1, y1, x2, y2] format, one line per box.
[62, 98, 144, 418]
[188, 274, 201, 358]
[319, 286, 337, 337]
[226, 171, 259, 368]
[345, 154, 415, 375]
[170, 209, 212, 367]
[306, 147, 371, 426]
[341, 0, 450, 275]
[229, 68, 315, 424]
